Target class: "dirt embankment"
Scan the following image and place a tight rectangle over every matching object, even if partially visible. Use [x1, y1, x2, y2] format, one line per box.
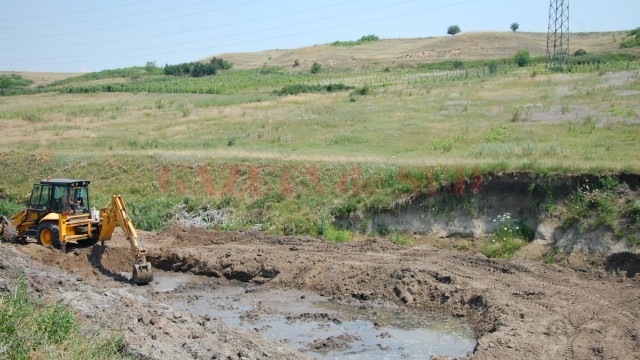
[2, 221, 640, 359]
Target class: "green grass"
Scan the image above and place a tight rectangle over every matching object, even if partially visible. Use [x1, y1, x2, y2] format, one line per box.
[387, 232, 413, 246]
[0, 273, 126, 359]
[321, 223, 352, 242]
[481, 213, 530, 259]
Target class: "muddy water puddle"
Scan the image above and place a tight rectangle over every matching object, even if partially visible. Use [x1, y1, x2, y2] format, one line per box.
[150, 271, 475, 359]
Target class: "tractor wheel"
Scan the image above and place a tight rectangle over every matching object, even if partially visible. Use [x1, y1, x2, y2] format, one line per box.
[37, 222, 60, 250]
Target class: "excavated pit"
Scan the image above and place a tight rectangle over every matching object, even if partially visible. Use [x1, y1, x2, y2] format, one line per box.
[147, 270, 476, 359]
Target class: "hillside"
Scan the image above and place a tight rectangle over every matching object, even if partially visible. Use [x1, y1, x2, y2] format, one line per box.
[213, 31, 633, 69]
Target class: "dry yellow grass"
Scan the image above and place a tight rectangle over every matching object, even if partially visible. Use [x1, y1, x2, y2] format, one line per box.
[211, 31, 632, 69]
[0, 71, 81, 87]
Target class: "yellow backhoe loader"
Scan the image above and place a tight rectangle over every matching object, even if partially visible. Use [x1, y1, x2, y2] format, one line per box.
[0, 178, 153, 285]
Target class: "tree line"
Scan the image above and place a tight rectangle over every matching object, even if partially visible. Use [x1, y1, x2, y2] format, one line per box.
[163, 57, 232, 77]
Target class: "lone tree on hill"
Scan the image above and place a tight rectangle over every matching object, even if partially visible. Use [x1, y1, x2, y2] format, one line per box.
[510, 22, 520, 32]
[447, 25, 461, 36]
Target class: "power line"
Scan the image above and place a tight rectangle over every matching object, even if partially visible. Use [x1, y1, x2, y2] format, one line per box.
[0, 0, 481, 67]
[0, 0, 360, 50]
[0, 0, 156, 22]
[1, 0, 423, 61]
[0, 0, 266, 41]
[0, 0, 219, 30]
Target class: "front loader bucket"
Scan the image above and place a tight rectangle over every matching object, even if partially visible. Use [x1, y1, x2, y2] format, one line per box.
[132, 262, 153, 285]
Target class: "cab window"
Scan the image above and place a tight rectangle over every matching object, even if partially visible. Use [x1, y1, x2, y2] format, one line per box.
[28, 184, 52, 210]
[69, 187, 89, 213]
[52, 185, 69, 213]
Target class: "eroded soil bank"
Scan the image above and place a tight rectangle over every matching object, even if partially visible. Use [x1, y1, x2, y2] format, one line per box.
[3, 222, 639, 359]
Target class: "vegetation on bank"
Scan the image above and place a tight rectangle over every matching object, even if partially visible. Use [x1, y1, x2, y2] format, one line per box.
[0, 274, 126, 359]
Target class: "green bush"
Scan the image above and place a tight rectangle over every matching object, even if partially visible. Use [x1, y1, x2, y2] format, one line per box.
[311, 62, 322, 74]
[488, 61, 499, 75]
[332, 34, 379, 47]
[163, 58, 232, 77]
[620, 37, 638, 48]
[514, 49, 531, 67]
[447, 25, 461, 36]
[0, 74, 33, 89]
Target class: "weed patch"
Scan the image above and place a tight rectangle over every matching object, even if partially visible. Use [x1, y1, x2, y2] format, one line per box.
[481, 213, 529, 259]
[321, 223, 352, 242]
[387, 232, 413, 246]
[0, 274, 125, 359]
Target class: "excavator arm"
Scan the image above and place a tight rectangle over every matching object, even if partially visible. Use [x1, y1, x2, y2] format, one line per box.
[99, 195, 153, 285]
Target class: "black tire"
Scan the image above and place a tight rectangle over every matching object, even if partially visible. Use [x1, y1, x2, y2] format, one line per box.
[37, 222, 60, 249]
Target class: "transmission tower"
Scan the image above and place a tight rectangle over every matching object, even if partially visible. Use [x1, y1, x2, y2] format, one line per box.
[546, 0, 570, 69]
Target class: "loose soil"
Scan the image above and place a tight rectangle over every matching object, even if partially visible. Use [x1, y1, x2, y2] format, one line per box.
[1, 224, 639, 359]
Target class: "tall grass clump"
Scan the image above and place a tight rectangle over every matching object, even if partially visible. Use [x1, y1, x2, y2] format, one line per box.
[0, 273, 125, 359]
[481, 213, 529, 258]
[387, 231, 413, 246]
[320, 223, 352, 243]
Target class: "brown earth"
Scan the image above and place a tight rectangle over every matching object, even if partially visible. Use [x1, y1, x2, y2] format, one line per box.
[1, 224, 640, 359]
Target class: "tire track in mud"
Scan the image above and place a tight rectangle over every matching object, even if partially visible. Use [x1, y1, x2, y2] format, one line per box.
[41, 225, 640, 360]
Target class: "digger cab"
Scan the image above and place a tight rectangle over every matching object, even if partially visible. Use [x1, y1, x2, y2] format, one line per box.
[29, 179, 91, 217]
[16, 178, 100, 251]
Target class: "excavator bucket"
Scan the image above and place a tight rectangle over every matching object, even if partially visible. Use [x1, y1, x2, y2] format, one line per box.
[1, 215, 14, 243]
[132, 262, 153, 285]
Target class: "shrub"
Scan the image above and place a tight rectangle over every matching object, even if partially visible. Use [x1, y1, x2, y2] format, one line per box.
[510, 22, 520, 32]
[620, 37, 638, 48]
[574, 49, 587, 56]
[311, 62, 322, 74]
[514, 49, 531, 67]
[209, 57, 232, 70]
[488, 61, 498, 75]
[0, 74, 33, 89]
[332, 34, 380, 47]
[163, 59, 231, 77]
[447, 25, 461, 36]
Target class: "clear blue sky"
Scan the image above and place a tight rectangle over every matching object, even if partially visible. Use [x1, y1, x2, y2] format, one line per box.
[1, 0, 638, 72]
